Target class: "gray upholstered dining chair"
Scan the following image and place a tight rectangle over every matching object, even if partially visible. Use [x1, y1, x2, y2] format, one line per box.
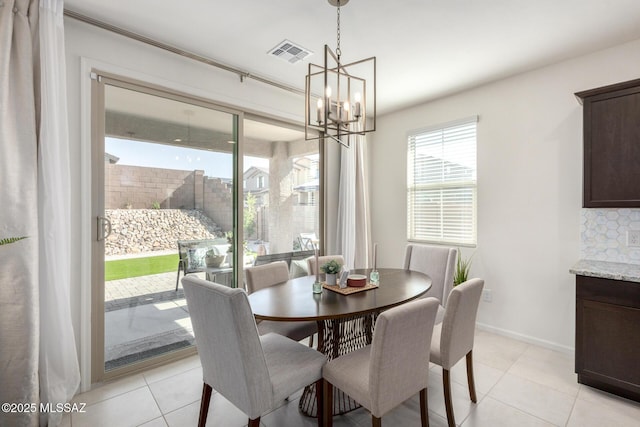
[244, 261, 318, 346]
[323, 297, 440, 427]
[430, 278, 484, 427]
[181, 276, 326, 427]
[404, 244, 457, 321]
[307, 255, 345, 276]
[244, 260, 289, 294]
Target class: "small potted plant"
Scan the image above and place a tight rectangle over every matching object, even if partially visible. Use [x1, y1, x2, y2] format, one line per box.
[454, 249, 473, 286]
[205, 247, 225, 268]
[321, 259, 342, 286]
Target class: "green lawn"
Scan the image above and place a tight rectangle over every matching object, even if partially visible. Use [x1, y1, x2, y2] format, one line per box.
[105, 254, 179, 281]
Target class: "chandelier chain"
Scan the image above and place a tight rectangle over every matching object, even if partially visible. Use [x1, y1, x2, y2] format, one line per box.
[336, 1, 341, 58]
[304, 0, 376, 147]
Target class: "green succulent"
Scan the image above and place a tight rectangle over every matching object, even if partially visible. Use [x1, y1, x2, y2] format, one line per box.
[321, 259, 342, 274]
[206, 247, 221, 257]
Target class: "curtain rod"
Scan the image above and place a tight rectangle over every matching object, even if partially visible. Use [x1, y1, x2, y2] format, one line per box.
[63, 8, 305, 96]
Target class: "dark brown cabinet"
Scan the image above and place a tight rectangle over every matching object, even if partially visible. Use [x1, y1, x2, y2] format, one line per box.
[576, 79, 640, 207]
[575, 275, 640, 402]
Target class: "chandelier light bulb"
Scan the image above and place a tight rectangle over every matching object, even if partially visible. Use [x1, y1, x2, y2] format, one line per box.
[325, 86, 335, 118]
[317, 98, 324, 123]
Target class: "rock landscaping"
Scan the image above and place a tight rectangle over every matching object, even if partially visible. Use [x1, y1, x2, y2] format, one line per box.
[105, 209, 224, 255]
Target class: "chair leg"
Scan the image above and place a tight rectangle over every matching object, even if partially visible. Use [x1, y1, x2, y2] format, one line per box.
[324, 379, 334, 427]
[198, 383, 212, 427]
[420, 388, 429, 427]
[465, 350, 478, 403]
[176, 263, 181, 291]
[372, 415, 382, 427]
[442, 369, 455, 427]
[308, 334, 315, 348]
[248, 417, 261, 427]
[315, 378, 324, 427]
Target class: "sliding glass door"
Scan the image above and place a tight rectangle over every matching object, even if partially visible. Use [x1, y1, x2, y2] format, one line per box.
[91, 73, 323, 383]
[243, 117, 320, 260]
[92, 75, 239, 381]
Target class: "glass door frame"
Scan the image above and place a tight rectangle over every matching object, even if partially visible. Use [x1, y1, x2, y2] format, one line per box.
[91, 71, 243, 382]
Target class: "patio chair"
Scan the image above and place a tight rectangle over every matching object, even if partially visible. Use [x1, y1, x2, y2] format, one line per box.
[298, 232, 318, 251]
[175, 238, 222, 291]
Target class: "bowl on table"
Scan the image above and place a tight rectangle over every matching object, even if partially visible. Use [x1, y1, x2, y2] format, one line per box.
[347, 274, 367, 287]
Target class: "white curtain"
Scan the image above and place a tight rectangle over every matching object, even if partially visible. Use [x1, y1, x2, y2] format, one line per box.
[38, 1, 80, 426]
[336, 129, 372, 270]
[0, 1, 78, 426]
[0, 2, 41, 426]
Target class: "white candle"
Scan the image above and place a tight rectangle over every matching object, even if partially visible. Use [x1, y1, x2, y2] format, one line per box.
[373, 243, 377, 270]
[354, 92, 362, 118]
[325, 86, 332, 119]
[316, 98, 323, 123]
[315, 249, 319, 282]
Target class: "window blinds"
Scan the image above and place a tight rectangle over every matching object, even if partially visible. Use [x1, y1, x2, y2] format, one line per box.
[407, 117, 477, 245]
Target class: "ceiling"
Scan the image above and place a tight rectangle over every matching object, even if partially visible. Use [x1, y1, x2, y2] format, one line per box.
[65, 0, 640, 115]
[104, 84, 306, 145]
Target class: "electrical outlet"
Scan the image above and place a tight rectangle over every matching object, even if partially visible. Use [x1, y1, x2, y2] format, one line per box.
[628, 230, 640, 247]
[482, 289, 492, 303]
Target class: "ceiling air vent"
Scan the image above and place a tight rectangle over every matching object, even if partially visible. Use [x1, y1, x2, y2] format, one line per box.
[268, 40, 312, 64]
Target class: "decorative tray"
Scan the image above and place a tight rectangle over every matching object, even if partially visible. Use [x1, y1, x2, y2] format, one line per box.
[322, 282, 379, 295]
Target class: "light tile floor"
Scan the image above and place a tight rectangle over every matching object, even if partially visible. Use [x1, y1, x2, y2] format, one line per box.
[67, 329, 640, 427]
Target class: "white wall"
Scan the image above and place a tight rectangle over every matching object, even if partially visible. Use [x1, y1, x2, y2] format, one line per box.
[369, 38, 640, 351]
[64, 18, 320, 389]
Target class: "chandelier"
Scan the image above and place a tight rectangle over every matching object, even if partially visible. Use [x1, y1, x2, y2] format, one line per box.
[305, 0, 376, 148]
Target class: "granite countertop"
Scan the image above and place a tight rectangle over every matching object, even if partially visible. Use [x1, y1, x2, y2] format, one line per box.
[570, 259, 640, 283]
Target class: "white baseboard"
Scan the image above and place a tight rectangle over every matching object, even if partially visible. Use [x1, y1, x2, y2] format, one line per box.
[476, 322, 575, 356]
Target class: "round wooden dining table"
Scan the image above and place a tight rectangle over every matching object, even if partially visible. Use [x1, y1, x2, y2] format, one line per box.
[247, 267, 432, 417]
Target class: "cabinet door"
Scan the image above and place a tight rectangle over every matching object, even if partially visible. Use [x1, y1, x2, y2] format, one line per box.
[575, 275, 640, 402]
[577, 300, 640, 384]
[583, 86, 640, 207]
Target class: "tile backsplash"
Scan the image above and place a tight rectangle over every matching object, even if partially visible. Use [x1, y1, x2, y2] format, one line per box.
[581, 208, 640, 264]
